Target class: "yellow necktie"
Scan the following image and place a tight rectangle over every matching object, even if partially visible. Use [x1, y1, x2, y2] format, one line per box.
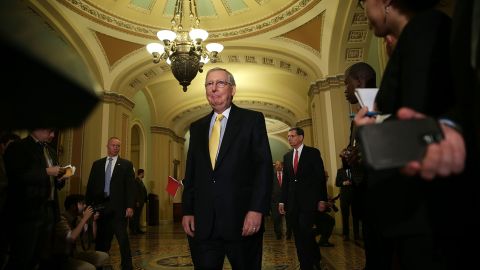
[209, 114, 224, 168]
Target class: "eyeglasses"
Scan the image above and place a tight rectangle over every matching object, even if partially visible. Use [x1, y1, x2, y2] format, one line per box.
[358, 0, 366, 9]
[205, 80, 231, 89]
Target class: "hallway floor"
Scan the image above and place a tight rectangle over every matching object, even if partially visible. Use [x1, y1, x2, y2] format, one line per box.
[107, 220, 366, 270]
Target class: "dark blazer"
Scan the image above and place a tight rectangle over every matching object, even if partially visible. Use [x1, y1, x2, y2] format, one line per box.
[182, 104, 273, 240]
[370, 9, 455, 236]
[134, 177, 148, 205]
[4, 135, 64, 220]
[86, 157, 135, 216]
[281, 145, 327, 215]
[271, 170, 283, 204]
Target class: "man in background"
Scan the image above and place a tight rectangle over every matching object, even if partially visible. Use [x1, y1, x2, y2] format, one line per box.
[130, 168, 147, 235]
[85, 137, 135, 270]
[279, 127, 328, 270]
[271, 161, 289, 240]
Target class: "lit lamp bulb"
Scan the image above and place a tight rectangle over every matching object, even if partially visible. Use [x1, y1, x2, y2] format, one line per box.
[157, 30, 177, 45]
[146, 43, 165, 63]
[206, 43, 224, 63]
[189, 28, 209, 43]
[200, 55, 210, 64]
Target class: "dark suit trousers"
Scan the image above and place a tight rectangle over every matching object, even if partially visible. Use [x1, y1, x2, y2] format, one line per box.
[130, 202, 144, 233]
[5, 217, 46, 270]
[291, 211, 321, 270]
[339, 190, 360, 238]
[270, 202, 283, 237]
[188, 232, 263, 270]
[96, 204, 133, 270]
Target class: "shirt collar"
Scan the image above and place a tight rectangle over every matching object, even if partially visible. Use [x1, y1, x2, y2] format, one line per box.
[295, 144, 304, 153]
[213, 106, 231, 120]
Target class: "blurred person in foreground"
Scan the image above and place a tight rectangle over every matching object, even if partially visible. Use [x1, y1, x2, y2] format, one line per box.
[354, 0, 457, 268]
[380, 0, 480, 268]
[3, 128, 67, 270]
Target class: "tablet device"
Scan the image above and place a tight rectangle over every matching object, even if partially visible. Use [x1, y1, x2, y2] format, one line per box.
[357, 117, 444, 170]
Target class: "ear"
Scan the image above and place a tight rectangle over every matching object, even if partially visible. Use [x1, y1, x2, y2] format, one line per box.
[231, 85, 237, 96]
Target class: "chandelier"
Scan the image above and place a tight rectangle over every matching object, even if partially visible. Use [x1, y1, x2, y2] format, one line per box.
[146, 0, 223, 92]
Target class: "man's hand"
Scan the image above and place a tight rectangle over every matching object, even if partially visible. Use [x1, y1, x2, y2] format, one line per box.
[125, 208, 134, 218]
[182, 215, 195, 237]
[354, 107, 377, 127]
[46, 166, 65, 177]
[81, 206, 94, 222]
[397, 107, 466, 180]
[278, 203, 286, 215]
[242, 211, 262, 237]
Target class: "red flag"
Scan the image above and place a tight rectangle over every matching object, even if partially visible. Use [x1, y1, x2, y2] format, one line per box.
[166, 176, 182, 197]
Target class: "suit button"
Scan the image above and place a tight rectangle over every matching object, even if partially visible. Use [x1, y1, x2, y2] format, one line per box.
[212, 178, 215, 183]
[294, 179, 298, 182]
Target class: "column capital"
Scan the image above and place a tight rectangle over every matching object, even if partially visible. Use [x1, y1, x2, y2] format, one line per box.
[308, 75, 344, 97]
[102, 92, 135, 110]
[151, 126, 185, 144]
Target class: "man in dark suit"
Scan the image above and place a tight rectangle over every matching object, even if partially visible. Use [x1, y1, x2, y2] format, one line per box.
[182, 67, 272, 270]
[279, 127, 328, 270]
[86, 136, 135, 270]
[130, 168, 147, 234]
[271, 160, 288, 240]
[3, 128, 66, 270]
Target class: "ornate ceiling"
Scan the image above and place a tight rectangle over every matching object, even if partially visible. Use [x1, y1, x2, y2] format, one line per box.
[4, 0, 374, 136]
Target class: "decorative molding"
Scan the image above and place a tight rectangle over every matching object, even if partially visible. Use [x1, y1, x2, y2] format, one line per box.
[347, 30, 367, 43]
[308, 75, 343, 97]
[61, 0, 154, 37]
[254, 0, 270, 5]
[102, 92, 135, 110]
[208, 0, 315, 40]
[129, 78, 142, 89]
[351, 12, 368, 25]
[171, 104, 212, 123]
[171, 100, 296, 129]
[273, 36, 321, 59]
[234, 100, 296, 119]
[345, 48, 363, 62]
[128, 0, 157, 14]
[60, 0, 317, 40]
[150, 126, 185, 143]
[296, 118, 312, 128]
[245, 56, 257, 63]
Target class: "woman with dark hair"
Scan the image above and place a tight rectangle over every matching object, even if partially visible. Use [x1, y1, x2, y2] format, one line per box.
[355, 0, 456, 269]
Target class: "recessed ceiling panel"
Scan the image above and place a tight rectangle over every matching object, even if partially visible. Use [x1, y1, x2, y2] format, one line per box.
[130, 0, 157, 11]
[221, 0, 248, 14]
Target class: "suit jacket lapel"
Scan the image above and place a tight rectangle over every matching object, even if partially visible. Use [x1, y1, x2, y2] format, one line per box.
[111, 157, 123, 180]
[100, 157, 107, 186]
[215, 104, 241, 169]
[286, 150, 294, 176]
[297, 147, 306, 174]
[201, 112, 214, 170]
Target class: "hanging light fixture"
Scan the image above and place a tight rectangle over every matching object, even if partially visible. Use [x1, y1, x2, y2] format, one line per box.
[146, 0, 223, 92]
